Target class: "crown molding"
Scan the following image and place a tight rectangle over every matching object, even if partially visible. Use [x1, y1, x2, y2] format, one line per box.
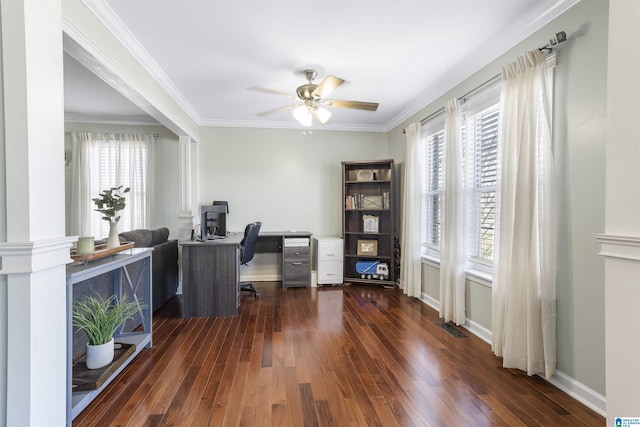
[72, 0, 580, 133]
[62, 23, 200, 139]
[77, 0, 203, 124]
[385, 0, 582, 131]
[199, 118, 388, 133]
[64, 112, 160, 126]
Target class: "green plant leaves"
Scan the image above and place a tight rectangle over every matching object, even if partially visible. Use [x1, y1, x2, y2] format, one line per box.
[72, 294, 143, 345]
[92, 186, 130, 223]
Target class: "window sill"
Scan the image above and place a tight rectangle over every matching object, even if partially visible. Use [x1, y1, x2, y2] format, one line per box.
[420, 256, 493, 288]
[421, 255, 440, 268]
[465, 269, 492, 288]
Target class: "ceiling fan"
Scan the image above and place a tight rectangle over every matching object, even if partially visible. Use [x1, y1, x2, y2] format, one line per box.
[249, 69, 379, 126]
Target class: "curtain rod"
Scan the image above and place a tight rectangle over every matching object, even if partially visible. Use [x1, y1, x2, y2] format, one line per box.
[401, 75, 499, 134]
[64, 131, 160, 137]
[403, 30, 567, 134]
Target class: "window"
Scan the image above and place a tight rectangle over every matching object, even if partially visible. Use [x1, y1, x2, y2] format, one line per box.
[461, 80, 501, 273]
[77, 133, 154, 239]
[94, 141, 151, 238]
[421, 114, 445, 257]
[419, 54, 555, 278]
[464, 105, 499, 269]
[420, 79, 501, 271]
[424, 130, 444, 248]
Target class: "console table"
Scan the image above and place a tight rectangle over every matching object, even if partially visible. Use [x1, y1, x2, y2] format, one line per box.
[66, 248, 153, 425]
[180, 231, 311, 318]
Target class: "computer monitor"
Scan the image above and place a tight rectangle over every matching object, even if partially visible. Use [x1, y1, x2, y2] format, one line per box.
[212, 200, 229, 214]
[200, 205, 228, 241]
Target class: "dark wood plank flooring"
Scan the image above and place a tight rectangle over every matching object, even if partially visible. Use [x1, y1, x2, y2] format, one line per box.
[73, 282, 604, 426]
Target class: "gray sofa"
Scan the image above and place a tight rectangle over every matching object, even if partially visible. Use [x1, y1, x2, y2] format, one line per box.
[119, 227, 178, 313]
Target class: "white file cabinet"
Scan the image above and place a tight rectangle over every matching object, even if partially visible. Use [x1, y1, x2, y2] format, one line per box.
[312, 237, 343, 285]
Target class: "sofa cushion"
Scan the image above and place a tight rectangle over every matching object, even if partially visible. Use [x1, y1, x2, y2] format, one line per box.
[119, 229, 153, 248]
[150, 227, 170, 246]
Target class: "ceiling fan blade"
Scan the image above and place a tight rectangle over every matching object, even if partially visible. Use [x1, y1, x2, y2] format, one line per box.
[312, 75, 345, 99]
[256, 104, 297, 117]
[326, 99, 379, 111]
[248, 85, 296, 99]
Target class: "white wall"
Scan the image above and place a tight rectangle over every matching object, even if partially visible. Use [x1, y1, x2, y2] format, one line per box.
[420, 264, 493, 340]
[64, 122, 182, 239]
[389, 0, 608, 403]
[602, 1, 640, 422]
[0, 12, 7, 422]
[198, 127, 389, 236]
[198, 126, 389, 278]
[151, 130, 182, 236]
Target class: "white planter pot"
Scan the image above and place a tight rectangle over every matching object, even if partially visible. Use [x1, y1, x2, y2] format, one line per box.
[86, 337, 115, 369]
[106, 221, 120, 249]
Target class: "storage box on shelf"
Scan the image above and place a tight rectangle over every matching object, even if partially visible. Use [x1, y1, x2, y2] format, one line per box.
[341, 159, 396, 286]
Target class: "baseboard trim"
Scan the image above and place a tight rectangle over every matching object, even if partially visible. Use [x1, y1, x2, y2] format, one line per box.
[417, 293, 607, 417]
[462, 318, 493, 345]
[420, 292, 440, 311]
[241, 274, 280, 282]
[544, 370, 606, 417]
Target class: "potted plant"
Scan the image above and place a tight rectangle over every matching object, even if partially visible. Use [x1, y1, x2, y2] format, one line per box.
[92, 186, 130, 248]
[72, 293, 142, 369]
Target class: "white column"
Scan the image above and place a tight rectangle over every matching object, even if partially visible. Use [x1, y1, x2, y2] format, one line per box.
[0, 1, 75, 425]
[177, 136, 199, 294]
[178, 135, 194, 242]
[191, 138, 200, 217]
[596, 1, 640, 424]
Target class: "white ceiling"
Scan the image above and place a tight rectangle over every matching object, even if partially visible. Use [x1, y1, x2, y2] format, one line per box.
[63, 0, 578, 132]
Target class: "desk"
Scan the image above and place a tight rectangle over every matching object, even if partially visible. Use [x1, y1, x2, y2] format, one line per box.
[180, 231, 312, 318]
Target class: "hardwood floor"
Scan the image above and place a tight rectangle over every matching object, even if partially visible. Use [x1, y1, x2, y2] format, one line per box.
[73, 282, 604, 426]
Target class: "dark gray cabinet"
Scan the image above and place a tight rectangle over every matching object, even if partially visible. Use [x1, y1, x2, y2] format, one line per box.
[181, 236, 241, 317]
[282, 239, 311, 288]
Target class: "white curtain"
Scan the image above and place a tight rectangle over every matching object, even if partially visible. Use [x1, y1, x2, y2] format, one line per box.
[400, 122, 423, 298]
[69, 132, 154, 239]
[492, 50, 557, 378]
[439, 99, 466, 325]
[69, 132, 93, 237]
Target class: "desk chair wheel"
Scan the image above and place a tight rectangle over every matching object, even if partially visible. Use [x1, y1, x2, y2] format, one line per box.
[240, 283, 259, 298]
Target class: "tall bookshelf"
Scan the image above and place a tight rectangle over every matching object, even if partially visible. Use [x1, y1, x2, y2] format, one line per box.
[342, 159, 395, 286]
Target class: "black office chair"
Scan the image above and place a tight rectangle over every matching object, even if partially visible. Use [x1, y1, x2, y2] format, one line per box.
[240, 221, 262, 297]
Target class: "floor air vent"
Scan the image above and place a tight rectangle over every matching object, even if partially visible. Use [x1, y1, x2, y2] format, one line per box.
[437, 322, 467, 338]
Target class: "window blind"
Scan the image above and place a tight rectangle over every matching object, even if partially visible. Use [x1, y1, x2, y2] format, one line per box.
[423, 129, 445, 248]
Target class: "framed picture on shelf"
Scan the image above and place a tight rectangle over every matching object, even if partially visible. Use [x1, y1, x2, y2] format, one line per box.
[362, 215, 379, 233]
[355, 169, 375, 182]
[357, 239, 378, 256]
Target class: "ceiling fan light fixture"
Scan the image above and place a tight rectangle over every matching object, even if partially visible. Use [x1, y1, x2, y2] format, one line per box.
[293, 105, 312, 127]
[315, 107, 331, 124]
[255, 68, 378, 125]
